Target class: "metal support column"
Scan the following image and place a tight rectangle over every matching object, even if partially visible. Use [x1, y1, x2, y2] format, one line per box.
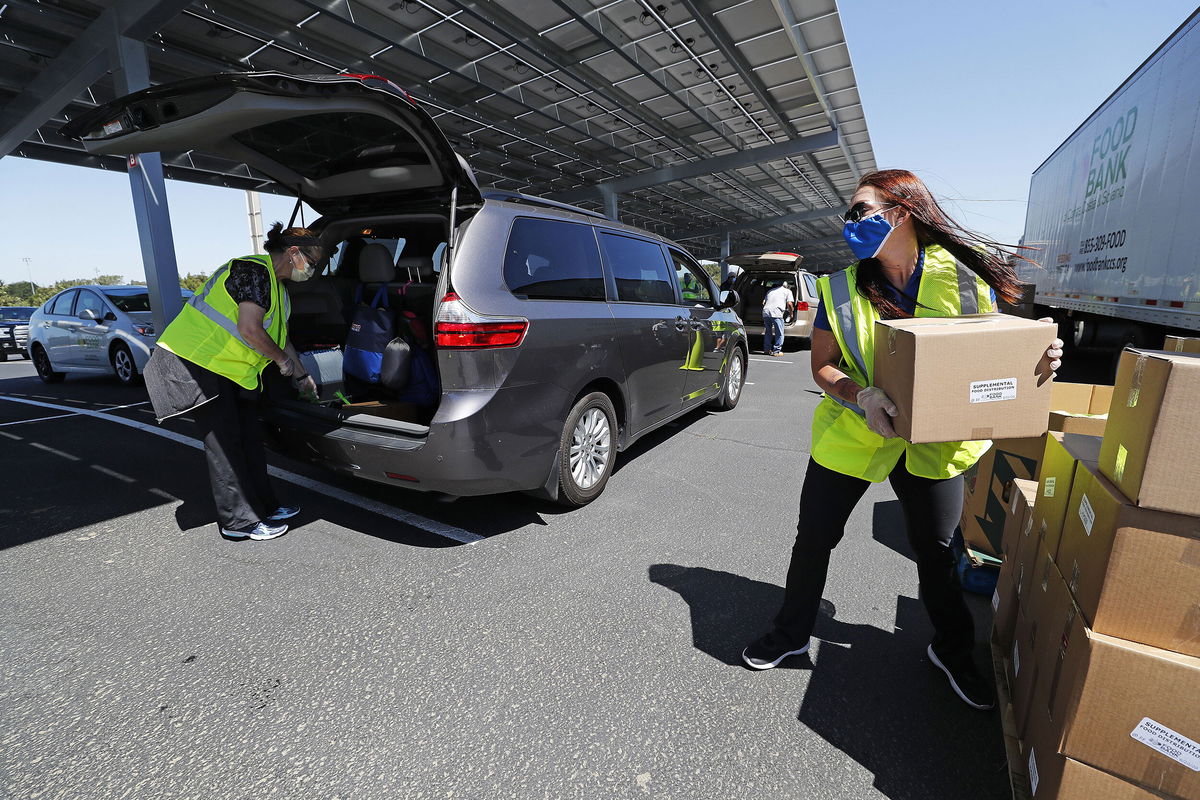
[113, 33, 182, 333]
[600, 186, 619, 222]
[720, 233, 731, 285]
[246, 191, 265, 254]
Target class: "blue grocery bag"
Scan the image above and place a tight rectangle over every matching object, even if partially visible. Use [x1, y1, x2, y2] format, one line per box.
[343, 285, 394, 384]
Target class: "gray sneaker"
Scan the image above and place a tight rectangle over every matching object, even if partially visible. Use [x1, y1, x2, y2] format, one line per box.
[221, 521, 289, 541]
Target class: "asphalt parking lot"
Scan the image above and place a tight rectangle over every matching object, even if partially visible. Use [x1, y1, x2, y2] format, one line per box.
[1, 346, 1112, 800]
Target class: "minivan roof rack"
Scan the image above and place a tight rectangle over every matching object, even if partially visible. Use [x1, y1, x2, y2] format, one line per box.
[480, 190, 608, 221]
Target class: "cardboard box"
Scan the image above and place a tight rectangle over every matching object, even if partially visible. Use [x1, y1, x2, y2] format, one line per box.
[1022, 751, 1167, 799]
[873, 314, 1057, 443]
[1001, 477, 1039, 559]
[963, 436, 1047, 557]
[1056, 467, 1200, 658]
[1101, 349, 1200, 516]
[1011, 543, 1068, 738]
[1024, 564, 1200, 798]
[993, 556, 1021, 652]
[1164, 335, 1200, 354]
[962, 383, 1112, 558]
[1030, 433, 1103, 563]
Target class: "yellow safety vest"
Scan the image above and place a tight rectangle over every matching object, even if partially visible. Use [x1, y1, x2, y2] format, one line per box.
[158, 255, 290, 390]
[812, 245, 994, 482]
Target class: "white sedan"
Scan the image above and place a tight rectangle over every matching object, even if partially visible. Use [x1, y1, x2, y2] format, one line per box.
[27, 285, 188, 386]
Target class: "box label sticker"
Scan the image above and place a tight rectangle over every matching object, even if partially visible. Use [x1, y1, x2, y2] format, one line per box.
[1114, 444, 1128, 484]
[1043, 476, 1056, 498]
[1079, 494, 1095, 536]
[991, 588, 1000, 611]
[102, 119, 123, 136]
[1027, 749, 1039, 794]
[1130, 717, 1200, 771]
[1012, 642, 1020, 676]
[969, 378, 1017, 404]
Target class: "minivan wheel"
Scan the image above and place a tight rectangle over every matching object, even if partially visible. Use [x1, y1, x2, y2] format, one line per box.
[110, 341, 141, 386]
[32, 344, 65, 384]
[710, 347, 745, 411]
[556, 391, 617, 507]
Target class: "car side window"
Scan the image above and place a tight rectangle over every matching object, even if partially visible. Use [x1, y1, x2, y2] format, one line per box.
[49, 290, 77, 316]
[503, 218, 606, 301]
[669, 250, 714, 306]
[76, 290, 106, 317]
[598, 233, 675, 304]
[803, 272, 817, 297]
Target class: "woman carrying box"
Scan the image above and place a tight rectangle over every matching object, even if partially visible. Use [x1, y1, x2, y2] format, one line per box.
[741, 169, 1063, 710]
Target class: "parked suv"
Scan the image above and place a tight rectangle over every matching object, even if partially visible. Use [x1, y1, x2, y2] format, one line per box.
[726, 252, 819, 351]
[63, 71, 748, 505]
[26, 286, 189, 385]
[0, 306, 34, 361]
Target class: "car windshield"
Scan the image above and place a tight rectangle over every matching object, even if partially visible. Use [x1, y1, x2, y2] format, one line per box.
[102, 290, 153, 312]
[0, 306, 35, 321]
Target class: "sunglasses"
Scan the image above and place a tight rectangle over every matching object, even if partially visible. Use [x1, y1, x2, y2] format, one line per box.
[839, 202, 897, 224]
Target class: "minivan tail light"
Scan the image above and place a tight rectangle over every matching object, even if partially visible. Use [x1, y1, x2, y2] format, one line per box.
[795, 301, 810, 311]
[435, 292, 529, 349]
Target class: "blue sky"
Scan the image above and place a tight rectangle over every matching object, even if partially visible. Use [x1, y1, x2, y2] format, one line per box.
[1, 0, 1196, 286]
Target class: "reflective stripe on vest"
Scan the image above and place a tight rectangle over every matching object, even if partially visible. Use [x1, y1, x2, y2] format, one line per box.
[826, 268, 867, 417]
[188, 260, 290, 348]
[957, 261, 979, 315]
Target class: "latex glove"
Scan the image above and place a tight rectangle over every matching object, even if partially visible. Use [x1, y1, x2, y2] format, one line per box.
[1038, 317, 1065, 375]
[293, 373, 318, 400]
[856, 386, 899, 439]
[276, 355, 297, 377]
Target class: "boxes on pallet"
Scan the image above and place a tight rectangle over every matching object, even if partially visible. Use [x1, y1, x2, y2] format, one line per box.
[872, 314, 1057, 444]
[1100, 349, 1200, 516]
[1055, 466, 1200, 658]
[1164, 335, 1200, 354]
[1029, 433, 1103, 563]
[1021, 561, 1200, 799]
[961, 383, 1112, 558]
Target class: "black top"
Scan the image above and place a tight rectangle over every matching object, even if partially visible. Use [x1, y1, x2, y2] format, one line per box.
[226, 258, 274, 310]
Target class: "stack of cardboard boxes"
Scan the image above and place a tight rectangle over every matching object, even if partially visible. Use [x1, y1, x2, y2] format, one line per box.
[991, 347, 1200, 799]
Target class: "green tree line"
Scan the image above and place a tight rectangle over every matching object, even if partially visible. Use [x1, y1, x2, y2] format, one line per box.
[0, 273, 211, 307]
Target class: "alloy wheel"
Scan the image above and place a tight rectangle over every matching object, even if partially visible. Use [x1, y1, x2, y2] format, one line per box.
[569, 407, 612, 490]
[113, 347, 134, 382]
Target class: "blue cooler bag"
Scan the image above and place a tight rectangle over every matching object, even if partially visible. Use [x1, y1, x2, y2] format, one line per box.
[343, 286, 394, 384]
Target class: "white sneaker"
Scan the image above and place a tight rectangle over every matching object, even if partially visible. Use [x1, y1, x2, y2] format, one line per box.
[221, 521, 289, 541]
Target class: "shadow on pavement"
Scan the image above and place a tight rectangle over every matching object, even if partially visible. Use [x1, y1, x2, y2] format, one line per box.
[648, 564, 1009, 800]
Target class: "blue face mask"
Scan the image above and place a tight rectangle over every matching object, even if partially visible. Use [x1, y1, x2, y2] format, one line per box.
[842, 213, 896, 260]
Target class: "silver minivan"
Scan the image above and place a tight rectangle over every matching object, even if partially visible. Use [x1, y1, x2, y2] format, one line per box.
[727, 252, 819, 351]
[63, 72, 749, 505]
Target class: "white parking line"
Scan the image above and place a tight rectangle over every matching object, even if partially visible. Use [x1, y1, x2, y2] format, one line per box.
[750, 357, 795, 364]
[29, 442, 81, 462]
[0, 400, 150, 428]
[91, 464, 138, 483]
[0, 395, 483, 545]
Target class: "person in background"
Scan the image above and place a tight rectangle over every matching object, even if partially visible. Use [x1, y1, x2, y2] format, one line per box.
[144, 222, 322, 542]
[741, 169, 1064, 710]
[762, 280, 795, 356]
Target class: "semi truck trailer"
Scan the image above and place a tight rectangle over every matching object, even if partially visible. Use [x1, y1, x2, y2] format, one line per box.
[1017, 9, 1200, 362]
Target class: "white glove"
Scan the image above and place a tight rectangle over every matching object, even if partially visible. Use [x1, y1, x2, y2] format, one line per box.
[1037, 317, 1065, 374]
[856, 386, 899, 439]
[276, 356, 297, 377]
[292, 373, 317, 400]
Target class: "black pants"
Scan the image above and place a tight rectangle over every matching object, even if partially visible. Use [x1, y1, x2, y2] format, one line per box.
[191, 374, 279, 531]
[772, 455, 975, 656]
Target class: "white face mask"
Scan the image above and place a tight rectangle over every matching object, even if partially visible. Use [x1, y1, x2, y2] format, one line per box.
[289, 253, 315, 282]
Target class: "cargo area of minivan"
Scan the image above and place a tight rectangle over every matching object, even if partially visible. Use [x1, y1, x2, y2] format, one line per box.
[266, 214, 451, 433]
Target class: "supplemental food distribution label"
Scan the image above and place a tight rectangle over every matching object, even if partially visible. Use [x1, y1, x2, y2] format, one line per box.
[969, 378, 1017, 404]
[1079, 495, 1096, 535]
[1027, 749, 1040, 794]
[1130, 717, 1200, 771]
